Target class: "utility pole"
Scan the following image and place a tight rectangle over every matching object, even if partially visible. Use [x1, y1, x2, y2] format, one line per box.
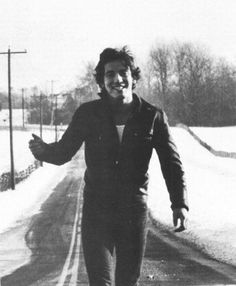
[22, 88, 25, 128]
[0, 47, 27, 190]
[50, 80, 54, 126]
[39, 91, 43, 140]
[55, 92, 58, 142]
[39, 91, 43, 166]
[48, 80, 59, 141]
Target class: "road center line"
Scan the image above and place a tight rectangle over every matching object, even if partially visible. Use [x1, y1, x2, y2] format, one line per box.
[69, 183, 84, 285]
[56, 178, 84, 286]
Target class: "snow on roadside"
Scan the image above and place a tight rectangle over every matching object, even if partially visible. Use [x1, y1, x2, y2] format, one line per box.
[0, 128, 68, 235]
[0, 162, 69, 234]
[148, 127, 236, 266]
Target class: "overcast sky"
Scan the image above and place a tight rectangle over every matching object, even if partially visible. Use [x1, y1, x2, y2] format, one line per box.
[1, 0, 236, 93]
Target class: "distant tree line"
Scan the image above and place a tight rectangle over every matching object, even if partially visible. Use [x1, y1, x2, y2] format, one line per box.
[0, 92, 24, 110]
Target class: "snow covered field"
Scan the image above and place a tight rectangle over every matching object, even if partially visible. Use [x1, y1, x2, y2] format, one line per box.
[191, 126, 236, 152]
[0, 128, 63, 173]
[0, 109, 28, 127]
[0, 126, 236, 267]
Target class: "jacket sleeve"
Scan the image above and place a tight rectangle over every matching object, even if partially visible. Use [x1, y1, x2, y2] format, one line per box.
[36, 104, 89, 165]
[152, 110, 189, 211]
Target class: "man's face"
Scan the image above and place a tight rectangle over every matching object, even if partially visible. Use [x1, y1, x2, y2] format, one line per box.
[103, 60, 134, 104]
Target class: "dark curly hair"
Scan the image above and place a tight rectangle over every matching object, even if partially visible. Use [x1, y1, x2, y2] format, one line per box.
[94, 46, 141, 91]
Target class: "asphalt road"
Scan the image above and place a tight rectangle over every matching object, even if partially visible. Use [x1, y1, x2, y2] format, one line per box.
[1, 154, 236, 286]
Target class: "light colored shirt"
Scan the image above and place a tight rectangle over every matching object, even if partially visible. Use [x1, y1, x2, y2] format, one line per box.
[116, 125, 125, 143]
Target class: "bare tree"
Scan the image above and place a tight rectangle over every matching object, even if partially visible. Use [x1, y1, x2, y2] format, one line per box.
[75, 62, 98, 105]
[147, 41, 236, 126]
[150, 44, 173, 109]
[173, 43, 213, 124]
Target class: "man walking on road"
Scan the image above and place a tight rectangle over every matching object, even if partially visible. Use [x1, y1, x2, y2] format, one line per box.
[29, 46, 188, 286]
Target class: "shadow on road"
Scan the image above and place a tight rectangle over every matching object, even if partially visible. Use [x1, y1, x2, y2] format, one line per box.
[1, 175, 80, 286]
[141, 219, 236, 285]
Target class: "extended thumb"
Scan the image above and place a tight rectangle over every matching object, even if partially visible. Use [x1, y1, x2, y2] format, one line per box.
[32, 133, 41, 141]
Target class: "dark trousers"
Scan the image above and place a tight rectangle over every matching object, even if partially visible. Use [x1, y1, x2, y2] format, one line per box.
[81, 194, 148, 286]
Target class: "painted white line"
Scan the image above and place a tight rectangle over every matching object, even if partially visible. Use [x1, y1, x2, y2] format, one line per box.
[69, 182, 84, 285]
[56, 179, 84, 286]
[69, 222, 82, 285]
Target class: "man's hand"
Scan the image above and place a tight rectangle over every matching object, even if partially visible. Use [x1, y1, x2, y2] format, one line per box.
[29, 134, 46, 157]
[173, 208, 188, 232]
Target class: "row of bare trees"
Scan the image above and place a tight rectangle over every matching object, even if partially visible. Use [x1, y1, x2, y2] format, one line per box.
[137, 42, 236, 126]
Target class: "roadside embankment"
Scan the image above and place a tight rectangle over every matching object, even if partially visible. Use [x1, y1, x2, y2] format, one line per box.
[177, 123, 236, 159]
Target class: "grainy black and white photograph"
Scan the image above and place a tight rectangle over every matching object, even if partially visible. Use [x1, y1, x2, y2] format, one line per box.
[0, 0, 236, 285]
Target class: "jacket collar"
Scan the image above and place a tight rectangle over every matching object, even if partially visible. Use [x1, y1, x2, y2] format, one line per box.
[97, 91, 142, 117]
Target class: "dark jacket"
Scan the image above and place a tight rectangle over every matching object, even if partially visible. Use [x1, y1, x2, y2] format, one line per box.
[37, 94, 188, 210]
